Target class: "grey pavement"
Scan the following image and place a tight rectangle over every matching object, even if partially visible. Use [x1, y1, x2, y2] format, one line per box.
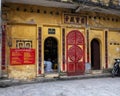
[0, 72, 111, 87]
[0, 64, 112, 87]
[0, 77, 120, 96]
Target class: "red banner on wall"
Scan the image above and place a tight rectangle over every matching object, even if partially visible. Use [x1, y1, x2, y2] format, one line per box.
[10, 49, 35, 65]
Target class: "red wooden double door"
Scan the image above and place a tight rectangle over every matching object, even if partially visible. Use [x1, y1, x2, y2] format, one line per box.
[66, 30, 85, 75]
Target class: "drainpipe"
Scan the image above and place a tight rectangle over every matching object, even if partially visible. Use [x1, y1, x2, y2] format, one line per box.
[0, 0, 2, 77]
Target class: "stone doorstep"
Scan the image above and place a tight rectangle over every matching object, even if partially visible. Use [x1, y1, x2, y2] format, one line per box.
[59, 73, 111, 80]
[0, 79, 12, 87]
[0, 72, 112, 87]
[45, 73, 59, 78]
[91, 70, 103, 74]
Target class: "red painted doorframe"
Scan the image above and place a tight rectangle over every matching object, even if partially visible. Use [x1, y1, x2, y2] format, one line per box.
[66, 30, 85, 76]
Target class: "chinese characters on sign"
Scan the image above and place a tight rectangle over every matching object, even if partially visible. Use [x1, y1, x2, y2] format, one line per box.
[10, 49, 35, 65]
[64, 13, 87, 25]
[48, 28, 55, 34]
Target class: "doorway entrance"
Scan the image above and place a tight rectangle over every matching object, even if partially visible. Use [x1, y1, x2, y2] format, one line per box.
[91, 39, 100, 70]
[66, 30, 85, 75]
[44, 37, 58, 73]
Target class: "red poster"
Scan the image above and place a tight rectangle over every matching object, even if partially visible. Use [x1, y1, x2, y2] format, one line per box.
[10, 49, 35, 65]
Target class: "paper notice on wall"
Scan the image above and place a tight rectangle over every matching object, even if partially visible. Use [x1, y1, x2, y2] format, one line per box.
[10, 49, 35, 65]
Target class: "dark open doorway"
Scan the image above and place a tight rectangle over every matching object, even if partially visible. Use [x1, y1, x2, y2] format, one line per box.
[91, 39, 100, 70]
[44, 37, 58, 72]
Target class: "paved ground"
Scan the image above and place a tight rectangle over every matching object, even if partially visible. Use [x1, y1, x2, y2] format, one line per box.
[0, 77, 120, 96]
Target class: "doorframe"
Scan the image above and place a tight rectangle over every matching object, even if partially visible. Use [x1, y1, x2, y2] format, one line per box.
[66, 30, 85, 75]
[90, 38, 101, 70]
[43, 36, 60, 74]
[38, 26, 61, 77]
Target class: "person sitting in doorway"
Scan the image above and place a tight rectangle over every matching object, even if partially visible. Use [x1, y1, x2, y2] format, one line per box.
[44, 60, 47, 71]
[45, 58, 53, 72]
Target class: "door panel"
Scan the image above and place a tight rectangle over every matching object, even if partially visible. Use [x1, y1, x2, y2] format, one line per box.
[67, 32, 76, 45]
[66, 30, 85, 75]
[76, 62, 84, 73]
[68, 62, 75, 72]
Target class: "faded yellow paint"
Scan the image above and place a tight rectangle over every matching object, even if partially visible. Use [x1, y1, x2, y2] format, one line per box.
[8, 3, 66, 26]
[42, 26, 62, 74]
[2, 2, 120, 80]
[10, 24, 37, 39]
[89, 29, 105, 69]
[7, 24, 37, 80]
[88, 15, 120, 28]
[108, 31, 120, 68]
[8, 65, 36, 80]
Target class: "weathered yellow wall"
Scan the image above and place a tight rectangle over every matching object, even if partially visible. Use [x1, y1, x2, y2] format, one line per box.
[88, 13, 120, 28]
[2, 2, 120, 79]
[108, 31, 120, 68]
[8, 3, 66, 25]
[7, 24, 37, 80]
[42, 26, 62, 73]
[89, 29, 105, 69]
[4, 3, 119, 29]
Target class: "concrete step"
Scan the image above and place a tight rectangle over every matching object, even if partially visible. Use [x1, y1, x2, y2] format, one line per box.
[45, 73, 59, 78]
[0, 72, 112, 87]
[91, 70, 103, 74]
[59, 73, 111, 80]
[59, 72, 67, 76]
[0, 78, 12, 87]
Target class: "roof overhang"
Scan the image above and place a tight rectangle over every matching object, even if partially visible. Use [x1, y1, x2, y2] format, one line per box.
[2, 0, 120, 16]
[75, 5, 120, 16]
[2, 0, 77, 9]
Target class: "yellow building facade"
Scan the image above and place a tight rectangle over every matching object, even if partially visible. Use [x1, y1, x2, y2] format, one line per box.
[1, 1, 120, 80]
